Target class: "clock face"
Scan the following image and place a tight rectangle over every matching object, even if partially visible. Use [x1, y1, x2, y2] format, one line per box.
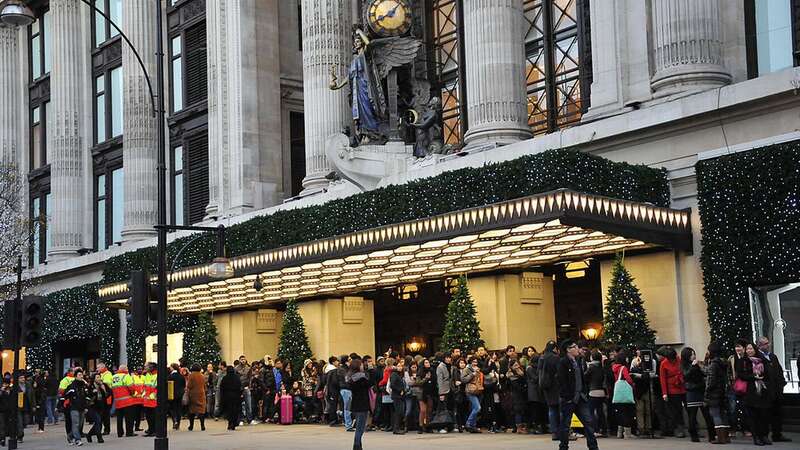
[367, 0, 413, 37]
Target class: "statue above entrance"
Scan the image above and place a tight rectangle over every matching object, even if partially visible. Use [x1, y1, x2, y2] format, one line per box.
[324, 0, 450, 191]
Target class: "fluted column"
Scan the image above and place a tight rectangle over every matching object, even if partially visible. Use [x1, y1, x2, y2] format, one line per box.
[205, 0, 224, 218]
[463, 0, 531, 147]
[300, 0, 350, 194]
[48, 0, 85, 260]
[650, 0, 731, 94]
[0, 25, 20, 165]
[121, 0, 159, 241]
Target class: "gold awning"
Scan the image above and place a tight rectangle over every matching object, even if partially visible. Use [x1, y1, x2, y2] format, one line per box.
[99, 189, 692, 312]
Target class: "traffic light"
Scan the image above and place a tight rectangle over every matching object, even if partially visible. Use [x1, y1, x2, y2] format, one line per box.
[129, 270, 157, 331]
[2, 300, 19, 350]
[20, 295, 44, 347]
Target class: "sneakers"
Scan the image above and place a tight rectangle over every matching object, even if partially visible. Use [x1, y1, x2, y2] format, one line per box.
[239, 421, 244, 426]
[438, 429, 448, 434]
[250, 420, 259, 425]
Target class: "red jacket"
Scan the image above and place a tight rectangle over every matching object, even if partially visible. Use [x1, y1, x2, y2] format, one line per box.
[659, 357, 686, 396]
[612, 363, 634, 387]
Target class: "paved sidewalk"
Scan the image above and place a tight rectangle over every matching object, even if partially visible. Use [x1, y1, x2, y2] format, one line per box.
[13, 421, 799, 450]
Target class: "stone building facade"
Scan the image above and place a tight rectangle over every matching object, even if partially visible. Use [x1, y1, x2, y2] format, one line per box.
[0, 0, 799, 382]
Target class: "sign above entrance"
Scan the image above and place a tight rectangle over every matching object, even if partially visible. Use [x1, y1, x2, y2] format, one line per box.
[99, 189, 692, 313]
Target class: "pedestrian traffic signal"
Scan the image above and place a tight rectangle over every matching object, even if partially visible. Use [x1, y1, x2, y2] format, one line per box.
[129, 270, 157, 331]
[20, 295, 44, 347]
[2, 300, 19, 350]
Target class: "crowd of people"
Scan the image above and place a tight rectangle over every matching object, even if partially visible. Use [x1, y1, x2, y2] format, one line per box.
[0, 336, 794, 449]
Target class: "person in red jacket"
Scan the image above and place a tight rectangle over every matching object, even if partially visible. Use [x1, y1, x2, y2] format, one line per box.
[658, 346, 686, 438]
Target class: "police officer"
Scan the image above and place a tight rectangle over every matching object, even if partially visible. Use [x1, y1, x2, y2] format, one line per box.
[143, 363, 158, 437]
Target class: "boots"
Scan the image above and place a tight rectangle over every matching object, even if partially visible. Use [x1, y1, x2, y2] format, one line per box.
[712, 428, 729, 444]
[708, 427, 717, 443]
[200, 416, 206, 431]
[623, 427, 635, 438]
[96, 434, 104, 444]
[189, 416, 195, 431]
[690, 430, 700, 442]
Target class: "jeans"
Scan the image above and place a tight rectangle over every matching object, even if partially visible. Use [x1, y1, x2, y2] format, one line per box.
[45, 396, 58, 424]
[69, 410, 85, 443]
[340, 389, 353, 428]
[241, 388, 252, 422]
[636, 393, 653, 432]
[559, 399, 598, 450]
[353, 411, 367, 448]
[709, 403, 730, 429]
[466, 394, 481, 428]
[588, 396, 607, 433]
[548, 404, 561, 436]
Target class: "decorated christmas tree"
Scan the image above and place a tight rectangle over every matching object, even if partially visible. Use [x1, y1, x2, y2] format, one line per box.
[601, 255, 657, 349]
[186, 312, 222, 367]
[277, 299, 313, 373]
[440, 275, 484, 352]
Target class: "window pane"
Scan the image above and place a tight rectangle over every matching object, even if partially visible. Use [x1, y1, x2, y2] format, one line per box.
[174, 146, 183, 172]
[97, 174, 106, 248]
[171, 36, 182, 57]
[32, 106, 40, 123]
[32, 123, 42, 169]
[111, 168, 124, 244]
[44, 193, 51, 259]
[110, 0, 122, 38]
[43, 100, 50, 164]
[95, 0, 107, 46]
[32, 197, 40, 265]
[43, 11, 51, 73]
[96, 92, 106, 143]
[98, 174, 106, 197]
[755, 0, 794, 74]
[97, 198, 106, 249]
[31, 35, 41, 79]
[174, 173, 183, 226]
[111, 66, 123, 136]
[172, 56, 183, 111]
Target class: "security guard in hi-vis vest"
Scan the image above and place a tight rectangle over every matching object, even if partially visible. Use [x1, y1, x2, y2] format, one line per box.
[131, 368, 146, 432]
[112, 365, 136, 437]
[143, 362, 158, 437]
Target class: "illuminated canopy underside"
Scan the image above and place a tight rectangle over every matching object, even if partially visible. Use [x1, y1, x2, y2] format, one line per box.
[99, 189, 692, 313]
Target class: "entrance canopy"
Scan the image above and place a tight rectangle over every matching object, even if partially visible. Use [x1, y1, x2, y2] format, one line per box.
[99, 189, 692, 313]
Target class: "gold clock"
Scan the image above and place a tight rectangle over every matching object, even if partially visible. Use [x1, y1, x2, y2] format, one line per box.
[366, 0, 413, 37]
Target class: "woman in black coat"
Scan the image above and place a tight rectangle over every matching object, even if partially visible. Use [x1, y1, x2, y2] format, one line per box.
[704, 342, 730, 444]
[735, 342, 772, 446]
[220, 366, 243, 431]
[526, 354, 546, 434]
[680, 347, 715, 443]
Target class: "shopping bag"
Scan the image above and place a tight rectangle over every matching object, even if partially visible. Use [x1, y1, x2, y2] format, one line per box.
[612, 368, 635, 404]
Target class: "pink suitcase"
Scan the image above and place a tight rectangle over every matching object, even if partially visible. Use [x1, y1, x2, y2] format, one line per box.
[280, 394, 293, 425]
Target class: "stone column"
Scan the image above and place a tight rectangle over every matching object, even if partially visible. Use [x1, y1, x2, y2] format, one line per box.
[462, 0, 531, 148]
[650, 0, 731, 94]
[48, 0, 85, 260]
[204, 0, 225, 219]
[121, 0, 159, 241]
[299, 0, 350, 194]
[0, 25, 20, 165]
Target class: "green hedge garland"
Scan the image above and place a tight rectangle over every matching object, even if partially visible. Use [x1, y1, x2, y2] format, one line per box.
[696, 140, 800, 351]
[24, 284, 120, 371]
[101, 149, 669, 284]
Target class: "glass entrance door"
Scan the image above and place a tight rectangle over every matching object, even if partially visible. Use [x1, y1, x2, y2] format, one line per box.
[750, 283, 800, 394]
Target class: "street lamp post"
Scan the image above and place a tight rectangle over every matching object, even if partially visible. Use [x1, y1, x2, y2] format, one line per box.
[1, 1, 168, 448]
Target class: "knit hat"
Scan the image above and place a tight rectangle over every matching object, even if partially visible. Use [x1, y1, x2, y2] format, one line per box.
[303, 359, 313, 368]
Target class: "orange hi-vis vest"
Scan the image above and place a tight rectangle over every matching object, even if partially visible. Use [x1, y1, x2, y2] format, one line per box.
[143, 371, 157, 408]
[111, 370, 135, 409]
[131, 374, 145, 405]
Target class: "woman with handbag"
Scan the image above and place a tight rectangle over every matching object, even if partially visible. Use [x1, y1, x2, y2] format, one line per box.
[681, 347, 716, 442]
[611, 350, 636, 439]
[729, 339, 750, 438]
[736, 342, 773, 446]
[506, 359, 528, 433]
[461, 356, 483, 433]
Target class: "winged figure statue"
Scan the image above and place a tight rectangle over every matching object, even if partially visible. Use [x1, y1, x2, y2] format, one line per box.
[330, 28, 422, 144]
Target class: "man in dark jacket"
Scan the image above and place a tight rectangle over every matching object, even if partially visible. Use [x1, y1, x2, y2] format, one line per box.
[556, 339, 599, 450]
[168, 364, 186, 430]
[538, 340, 562, 440]
[261, 357, 276, 422]
[389, 359, 406, 434]
[757, 336, 792, 442]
